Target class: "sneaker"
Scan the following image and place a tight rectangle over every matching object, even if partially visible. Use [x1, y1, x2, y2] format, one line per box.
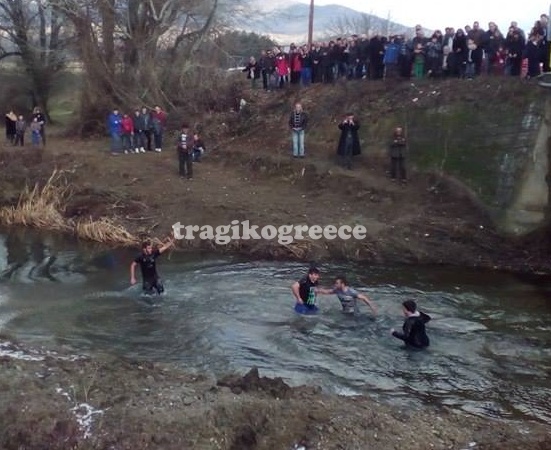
[140, 147, 145, 153]
[155, 148, 161, 152]
[134, 148, 140, 153]
[124, 150, 128, 154]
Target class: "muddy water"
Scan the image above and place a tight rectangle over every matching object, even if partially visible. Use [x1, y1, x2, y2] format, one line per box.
[0, 230, 550, 424]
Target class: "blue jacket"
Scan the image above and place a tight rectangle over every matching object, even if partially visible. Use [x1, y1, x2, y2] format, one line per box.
[108, 113, 122, 135]
[384, 43, 400, 64]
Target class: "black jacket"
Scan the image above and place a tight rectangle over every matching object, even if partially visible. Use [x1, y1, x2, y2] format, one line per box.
[389, 136, 406, 158]
[392, 311, 431, 348]
[336, 120, 361, 156]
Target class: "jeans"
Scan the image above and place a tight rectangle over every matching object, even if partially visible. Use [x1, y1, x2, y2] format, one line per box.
[192, 147, 203, 162]
[32, 132, 41, 146]
[133, 131, 145, 149]
[301, 67, 312, 85]
[291, 129, 305, 157]
[14, 133, 24, 146]
[39, 126, 46, 146]
[261, 70, 269, 90]
[390, 157, 406, 180]
[143, 130, 152, 150]
[121, 133, 133, 151]
[179, 151, 193, 178]
[110, 132, 121, 153]
[465, 62, 475, 79]
[153, 131, 163, 149]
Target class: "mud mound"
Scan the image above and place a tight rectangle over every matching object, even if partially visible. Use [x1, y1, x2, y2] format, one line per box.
[217, 367, 292, 398]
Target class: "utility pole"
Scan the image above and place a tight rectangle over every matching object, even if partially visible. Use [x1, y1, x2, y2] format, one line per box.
[308, 0, 314, 47]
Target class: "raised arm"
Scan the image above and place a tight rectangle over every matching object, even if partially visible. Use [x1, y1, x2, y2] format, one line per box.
[158, 238, 175, 254]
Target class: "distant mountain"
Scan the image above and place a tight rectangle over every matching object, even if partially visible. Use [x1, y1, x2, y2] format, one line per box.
[236, 2, 411, 44]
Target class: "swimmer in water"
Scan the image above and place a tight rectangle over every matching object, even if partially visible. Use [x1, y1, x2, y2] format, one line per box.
[328, 276, 377, 316]
[130, 238, 174, 295]
[291, 267, 334, 312]
[390, 299, 431, 348]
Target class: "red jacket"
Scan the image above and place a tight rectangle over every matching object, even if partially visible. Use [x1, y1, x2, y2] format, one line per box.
[152, 110, 167, 127]
[121, 116, 134, 134]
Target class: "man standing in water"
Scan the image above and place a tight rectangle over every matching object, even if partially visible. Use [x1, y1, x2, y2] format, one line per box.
[130, 238, 174, 295]
[391, 299, 431, 348]
[328, 276, 377, 316]
[291, 267, 334, 313]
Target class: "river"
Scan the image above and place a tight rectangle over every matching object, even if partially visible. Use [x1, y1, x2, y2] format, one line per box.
[0, 229, 550, 425]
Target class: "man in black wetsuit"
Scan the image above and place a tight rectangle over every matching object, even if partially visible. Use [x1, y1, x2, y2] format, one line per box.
[391, 299, 431, 348]
[291, 267, 333, 312]
[130, 239, 174, 295]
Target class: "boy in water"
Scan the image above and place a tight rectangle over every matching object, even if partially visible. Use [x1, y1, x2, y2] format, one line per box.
[391, 299, 431, 348]
[291, 267, 334, 313]
[130, 238, 174, 295]
[328, 276, 377, 316]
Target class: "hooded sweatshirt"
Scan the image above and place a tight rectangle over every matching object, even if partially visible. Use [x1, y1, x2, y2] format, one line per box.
[392, 311, 431, 348]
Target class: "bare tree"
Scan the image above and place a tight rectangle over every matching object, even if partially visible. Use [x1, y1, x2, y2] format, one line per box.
[325, 13, 376, 38]
[51, 0, 247, 132]
[325, 12, 407, 39]
[0, 0, 68, 119]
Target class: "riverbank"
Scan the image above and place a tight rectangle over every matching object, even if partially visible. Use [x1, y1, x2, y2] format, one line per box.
[0, 129, 549, 275]
[1, 339, 549, 450]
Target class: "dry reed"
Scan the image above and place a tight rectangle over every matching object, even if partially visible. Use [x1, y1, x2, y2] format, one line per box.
[0, 169, 141, 246]
[73, 217, 138, 246]
[0, 170, 70, 230]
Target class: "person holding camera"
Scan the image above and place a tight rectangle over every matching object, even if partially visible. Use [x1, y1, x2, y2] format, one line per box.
[389, 126, 407, 184]
[336, 112, 361, 169]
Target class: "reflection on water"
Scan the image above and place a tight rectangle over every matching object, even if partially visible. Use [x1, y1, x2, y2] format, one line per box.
[0, 229, 550, 424]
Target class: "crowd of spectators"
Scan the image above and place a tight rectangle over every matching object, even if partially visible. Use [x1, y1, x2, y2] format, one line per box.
[242, 14, 551, 88]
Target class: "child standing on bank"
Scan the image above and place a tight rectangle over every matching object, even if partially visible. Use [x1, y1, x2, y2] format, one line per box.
[192, 132, 206, 162]
[389, 126, 407, 184]
[30, 117, 42, 147]
[413, 43, 425, 79]
[14, 115, 26, 146]
[177, 123, 193, 180]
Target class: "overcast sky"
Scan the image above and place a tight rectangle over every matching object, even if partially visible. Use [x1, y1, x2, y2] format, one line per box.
[295, 0, 548, 32]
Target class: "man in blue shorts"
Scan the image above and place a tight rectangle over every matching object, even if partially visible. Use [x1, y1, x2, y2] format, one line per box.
[291, 267, 333, 313]
[329, 276, 378, 316]
[130, 238, 174, 295]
